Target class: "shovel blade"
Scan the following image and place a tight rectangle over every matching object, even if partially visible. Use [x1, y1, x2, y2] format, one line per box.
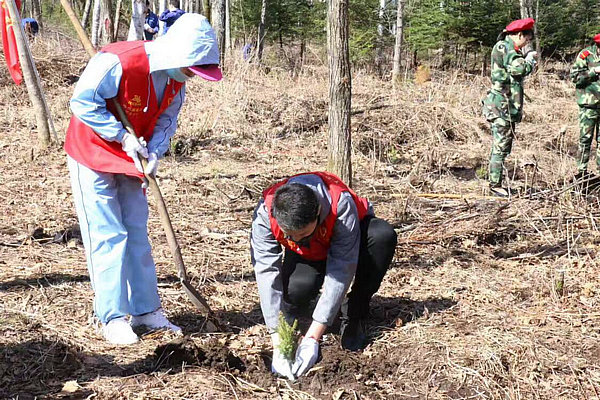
[181, 279, 223, 332]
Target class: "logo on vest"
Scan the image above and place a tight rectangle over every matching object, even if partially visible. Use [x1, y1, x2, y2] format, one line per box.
[317, 225, 327, 239]
[285, 238, 298, 250]
[125, 95, 144, 114]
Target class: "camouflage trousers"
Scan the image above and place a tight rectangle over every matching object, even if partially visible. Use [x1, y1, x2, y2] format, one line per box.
[488, 118, 516, 185]
[577, 107, 600, 172]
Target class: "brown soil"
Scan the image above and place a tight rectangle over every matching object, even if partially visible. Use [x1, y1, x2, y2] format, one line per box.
[1, 31, 600, 399]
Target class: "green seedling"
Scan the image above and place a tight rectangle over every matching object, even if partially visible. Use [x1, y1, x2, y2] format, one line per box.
[476, 166, 488, 180]
[276, 313, 299, 361]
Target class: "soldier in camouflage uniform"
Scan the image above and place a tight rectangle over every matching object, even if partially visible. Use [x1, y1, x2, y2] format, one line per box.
[481, 18, 537, 197]
[570, 34, 600, 175]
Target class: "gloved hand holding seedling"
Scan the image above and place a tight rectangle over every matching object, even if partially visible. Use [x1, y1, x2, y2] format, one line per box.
[270, 313, 299, 380]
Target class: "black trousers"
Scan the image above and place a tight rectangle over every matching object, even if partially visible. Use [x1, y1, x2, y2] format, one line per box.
[281, 216, 397, 320]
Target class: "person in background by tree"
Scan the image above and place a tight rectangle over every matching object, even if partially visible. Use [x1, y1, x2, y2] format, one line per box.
[21, 17, 38, 40]
[144, 1, 159, 40]
[64, 14, 222, 345]
[481, 18, 537, 197]
[159, 0, 185, 35]
[242, 42, 254, 61]
[251, 172, 397, 379]
[570, 34, 600, 178]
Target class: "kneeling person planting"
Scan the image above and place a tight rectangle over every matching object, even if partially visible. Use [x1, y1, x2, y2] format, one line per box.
[251, 172, 398, 379]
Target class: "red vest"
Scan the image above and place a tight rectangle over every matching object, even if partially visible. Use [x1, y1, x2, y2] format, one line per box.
[263, 172, 370, 261]
[64, 41, 183, 177]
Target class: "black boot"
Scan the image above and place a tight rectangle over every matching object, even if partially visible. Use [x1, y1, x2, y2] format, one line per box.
[340, 318, 367, 351]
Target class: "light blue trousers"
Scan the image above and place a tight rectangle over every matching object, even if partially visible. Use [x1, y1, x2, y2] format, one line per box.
[67, 156, 161, 323]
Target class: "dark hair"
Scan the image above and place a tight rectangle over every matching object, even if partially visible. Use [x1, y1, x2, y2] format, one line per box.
[499, 28, 534, 41]
[272, 183, 319, 231]
[498, 28, 534, 42]
[169, 0, 180, 7]
[521, 29, 534, 39]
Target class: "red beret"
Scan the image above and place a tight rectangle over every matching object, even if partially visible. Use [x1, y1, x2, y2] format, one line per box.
[594, 33, 600, 44]
[505, 18, 535, 33]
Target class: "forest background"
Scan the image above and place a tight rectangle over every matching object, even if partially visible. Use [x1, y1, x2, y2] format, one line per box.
[21, 0, 600, 75]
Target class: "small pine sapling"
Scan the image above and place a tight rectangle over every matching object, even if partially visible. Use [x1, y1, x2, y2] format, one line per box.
[276, 313, 299, 361]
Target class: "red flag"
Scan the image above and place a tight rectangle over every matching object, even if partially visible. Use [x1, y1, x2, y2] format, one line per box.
[0, 0, 22, 85]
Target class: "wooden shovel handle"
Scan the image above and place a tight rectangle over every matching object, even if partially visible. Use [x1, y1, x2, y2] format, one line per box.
[60, 0, 215, 317]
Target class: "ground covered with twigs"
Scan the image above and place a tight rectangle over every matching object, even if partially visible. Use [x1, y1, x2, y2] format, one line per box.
[1, 32, 600, 399]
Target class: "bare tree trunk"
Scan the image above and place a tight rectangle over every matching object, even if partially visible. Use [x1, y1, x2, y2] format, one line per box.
[375, 0, 385, 75]
[31, 0, 42, 32]
[327, 0, 352, 185]
[127, 0, 145, 40]
[225, 0, 231, 53]
[5, 0, 53, 148]
[534, 0, 540, 55]
[91, 0, 101, 46]
[82, 0, 93, 29]
[257, 0, 266, 62]
[202, 0, 210, 22]
[211, 0, 225, 64]
[113, 0, 123, 40]
[100, 0, 114, 44]
[158, 0, 166, 34]
[391, 0, 404, 87]
[519, 0, 531, 18]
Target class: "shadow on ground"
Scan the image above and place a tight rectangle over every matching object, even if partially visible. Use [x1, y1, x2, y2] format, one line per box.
[0, 273, 90, 292]
[369, 295, 457, 328]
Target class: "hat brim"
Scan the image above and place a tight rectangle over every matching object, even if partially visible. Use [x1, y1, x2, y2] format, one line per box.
[189, 64, 222, 81]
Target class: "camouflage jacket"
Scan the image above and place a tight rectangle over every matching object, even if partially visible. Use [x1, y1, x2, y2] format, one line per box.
[482, 37, 534, 123]
[570, 45, 600, 108]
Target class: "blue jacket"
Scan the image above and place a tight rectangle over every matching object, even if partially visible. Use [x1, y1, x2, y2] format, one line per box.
[144, 11, 159, 40]
[70, 13, 220, 157]
[22, 17, 39, 34]
[159, 8, 185, 34]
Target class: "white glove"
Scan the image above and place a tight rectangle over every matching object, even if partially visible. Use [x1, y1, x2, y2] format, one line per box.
[291, 336, 319, 378]
[145, 152, 159, 177]
[121, 132, 148, 173]
[271, 349, 295, 380]
[144, 23, 151, 31]
[270, 333, 295, 380]
[525, 51, 537, 66]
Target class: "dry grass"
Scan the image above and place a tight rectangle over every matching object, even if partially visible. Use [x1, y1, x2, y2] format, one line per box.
[1, 33, 600, 399]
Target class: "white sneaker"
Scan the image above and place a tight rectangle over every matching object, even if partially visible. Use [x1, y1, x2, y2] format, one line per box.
[102, 317, 139, 345]
[131, 308, 182, 333]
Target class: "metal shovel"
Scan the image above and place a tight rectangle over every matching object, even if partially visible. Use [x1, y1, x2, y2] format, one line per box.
[60, 0, 221, 332]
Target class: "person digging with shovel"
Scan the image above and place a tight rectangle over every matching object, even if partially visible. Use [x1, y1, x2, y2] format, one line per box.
[251, 172, 398, 379]
[481, 18, 537, 197]
[64, 13, 222, 345]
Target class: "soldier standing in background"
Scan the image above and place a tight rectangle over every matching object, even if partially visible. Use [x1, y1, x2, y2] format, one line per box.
[481, 18, 537, 197]
[570, 34, 600, 178]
